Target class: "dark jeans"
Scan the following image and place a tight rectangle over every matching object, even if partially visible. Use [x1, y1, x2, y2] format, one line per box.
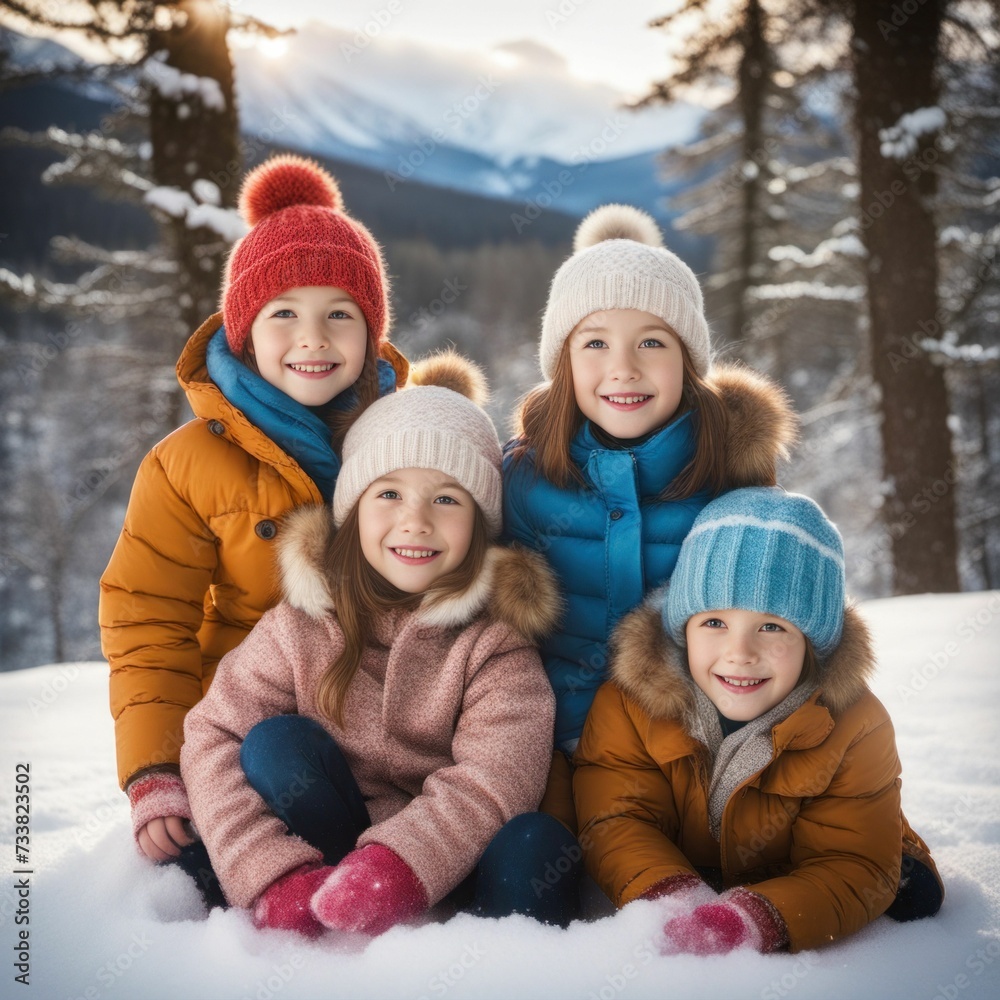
[178, 714, 581, 926]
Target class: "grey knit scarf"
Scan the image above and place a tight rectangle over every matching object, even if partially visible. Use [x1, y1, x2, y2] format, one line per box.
[689, 683, 818, 840]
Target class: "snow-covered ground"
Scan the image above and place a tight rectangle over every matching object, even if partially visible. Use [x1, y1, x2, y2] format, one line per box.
[2, 592, 999, 999]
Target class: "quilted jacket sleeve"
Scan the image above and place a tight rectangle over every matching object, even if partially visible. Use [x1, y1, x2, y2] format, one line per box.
[100, 444, 218, 789]
[574, 682, 701, 906]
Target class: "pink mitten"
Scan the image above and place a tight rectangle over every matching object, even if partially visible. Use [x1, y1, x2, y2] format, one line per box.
[311, 844, 428, 936]
[660, 887, 788, 955]
[252, 863, 334, 938]
[640, 872, 718, 908]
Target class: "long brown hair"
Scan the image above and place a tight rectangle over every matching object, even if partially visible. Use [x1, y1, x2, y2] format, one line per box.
[510, 335, 730, 501]
[315, 499, 491, 726]
[798, 638, 820, 690]
[241, 340, 381, 452]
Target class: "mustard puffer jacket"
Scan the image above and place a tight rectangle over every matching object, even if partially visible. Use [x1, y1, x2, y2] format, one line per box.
[99, 313, 407, 789]
[574, 597, 942, 952]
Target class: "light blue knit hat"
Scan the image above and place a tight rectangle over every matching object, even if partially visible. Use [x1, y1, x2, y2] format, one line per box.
[665, 487, 846, 660]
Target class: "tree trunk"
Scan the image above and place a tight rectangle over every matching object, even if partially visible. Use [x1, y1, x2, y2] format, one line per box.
[732, 0, 769, 346]
[852, 0, 959, 594]
[147, 0, 241, 425]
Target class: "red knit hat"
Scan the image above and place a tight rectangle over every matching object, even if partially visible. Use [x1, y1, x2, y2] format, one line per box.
[222, 154, 390, 354]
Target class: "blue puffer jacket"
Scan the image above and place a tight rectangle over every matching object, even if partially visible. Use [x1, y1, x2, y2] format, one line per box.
[502, 365, 796, 751]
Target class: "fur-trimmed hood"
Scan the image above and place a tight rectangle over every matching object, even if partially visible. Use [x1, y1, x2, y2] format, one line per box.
[609, 587, 874, 721]
[709, 363, 798, 488]
[277, 504, 563, 640]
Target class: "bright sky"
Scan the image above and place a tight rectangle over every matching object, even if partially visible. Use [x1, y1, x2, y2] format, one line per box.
[235, 0, 683, 97]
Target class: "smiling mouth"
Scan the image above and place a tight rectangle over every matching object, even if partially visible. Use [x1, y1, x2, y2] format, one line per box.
[718, 676, 767, 689]
[391, 548, 439, 561]
[288, 362, 338, 373]
[603, 394, 651, 406]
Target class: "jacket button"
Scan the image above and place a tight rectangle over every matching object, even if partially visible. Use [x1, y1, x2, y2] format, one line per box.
[255, 519, 278, 540]
[610, 508, 624, 521]
[208, 420, 225, 436]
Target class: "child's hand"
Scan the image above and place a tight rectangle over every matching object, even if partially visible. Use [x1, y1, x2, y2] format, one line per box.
[126, 771, 194, 860]
[660, 888, 788, 955]
[253, 863, 332, 938]
[311, 844, 428, 936]
[640, 872, 718, 909]
[137, 817, 196, 862]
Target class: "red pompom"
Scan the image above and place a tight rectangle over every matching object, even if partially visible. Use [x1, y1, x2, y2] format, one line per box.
[239, 154, 343, 226]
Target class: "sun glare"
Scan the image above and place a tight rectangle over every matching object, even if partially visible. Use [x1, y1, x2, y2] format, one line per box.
[256, 36, 289, 59]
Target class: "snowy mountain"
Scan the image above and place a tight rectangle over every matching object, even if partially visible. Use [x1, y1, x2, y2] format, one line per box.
[231, 24, 704, 216]
[3, 592, 998, 998]
[3, 22, 705, 223]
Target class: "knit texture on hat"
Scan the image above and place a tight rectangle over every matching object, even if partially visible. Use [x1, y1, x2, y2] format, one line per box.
[222, 154, 390, 354]
[333, 384, 503, 536]
[539, 204, 712, 379]
[665, 487, 845, 659]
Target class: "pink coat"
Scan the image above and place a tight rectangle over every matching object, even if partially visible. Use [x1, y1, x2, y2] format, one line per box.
[180, 505, 561, 908]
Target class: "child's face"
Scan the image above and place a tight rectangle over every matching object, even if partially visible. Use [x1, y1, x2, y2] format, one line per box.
[685, 609, 806, 722]
[249, 286, 367, 407]
[568, 308, 685, 439]
[358, 468, 476, 594]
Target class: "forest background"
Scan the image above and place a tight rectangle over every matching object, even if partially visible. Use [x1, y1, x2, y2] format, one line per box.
[0, 0, 997, 672]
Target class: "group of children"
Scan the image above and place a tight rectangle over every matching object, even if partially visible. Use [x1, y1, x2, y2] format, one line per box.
[100, 154, 944, 953]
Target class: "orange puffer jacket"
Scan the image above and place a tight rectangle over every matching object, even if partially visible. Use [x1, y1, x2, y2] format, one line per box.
[574, 597, 942, 953]
[99, 313, 407, 789]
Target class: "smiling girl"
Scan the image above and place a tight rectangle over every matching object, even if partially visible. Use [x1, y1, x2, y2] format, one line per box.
[574, 488, 943, 953]
[181, 367, 564, 936]
[502, 205, 798, 841]
[99, 155, 407, 893]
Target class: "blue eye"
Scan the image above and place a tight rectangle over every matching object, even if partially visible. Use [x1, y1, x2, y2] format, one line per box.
[640, 338, 665, 348]
[760, 622, 785, 632]
[329, 310, 352, 320]
[583, 339, 607, 349]
[702, 618, 725, 629]
[434, 495, 459, 505]
[272, 308, 295, 318]
[377, 490, 400, 500]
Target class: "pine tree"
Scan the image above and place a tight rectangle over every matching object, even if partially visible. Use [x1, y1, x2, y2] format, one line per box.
[851, 0, 960, 594]
[0, 1, 278, 664]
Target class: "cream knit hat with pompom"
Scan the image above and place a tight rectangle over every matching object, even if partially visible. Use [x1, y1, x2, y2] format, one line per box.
[332, 354, 502, 536]
[538, 204, 712, 379]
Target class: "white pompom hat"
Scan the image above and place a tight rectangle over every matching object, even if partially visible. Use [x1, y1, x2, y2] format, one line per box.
[333, 384, 503, 537]
[538, 204, 712, 379]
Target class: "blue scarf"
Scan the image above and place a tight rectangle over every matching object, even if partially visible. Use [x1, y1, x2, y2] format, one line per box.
[205, 326, 397, 502]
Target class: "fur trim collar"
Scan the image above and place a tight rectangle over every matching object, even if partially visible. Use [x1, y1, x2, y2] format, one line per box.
[277, 505, 563, 639]
[609, 588, 874, 721]
[710, 364, 799, 487]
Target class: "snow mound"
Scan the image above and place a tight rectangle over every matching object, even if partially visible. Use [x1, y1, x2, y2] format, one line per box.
[3, 593, 999, 998]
